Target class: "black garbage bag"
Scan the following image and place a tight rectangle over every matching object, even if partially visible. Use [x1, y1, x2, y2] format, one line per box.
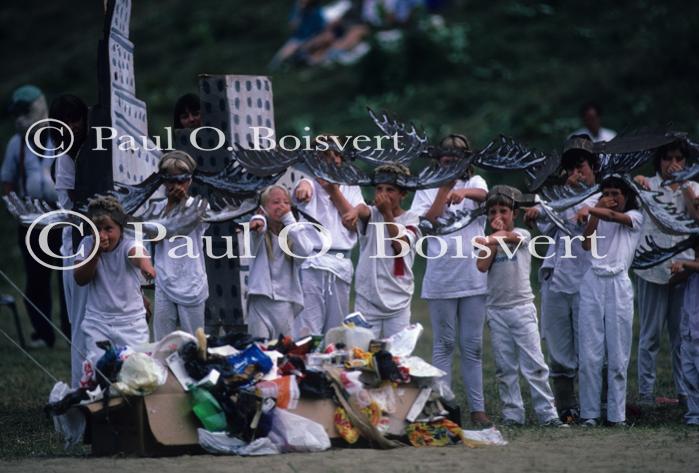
[373, 350, 403, 382]
[298, 370, 334, 399]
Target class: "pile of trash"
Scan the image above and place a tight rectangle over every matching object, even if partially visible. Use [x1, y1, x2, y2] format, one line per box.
[45, 313, 506, 456]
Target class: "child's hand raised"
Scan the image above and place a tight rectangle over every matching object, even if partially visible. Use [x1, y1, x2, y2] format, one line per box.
[491, 216, 505, 231]
[295, 181, 313, 203]
[250, 217, 266, 233]
[575, 206, 590, 224]
[523, 207, 540, 227]
[268, 201, 291, 221]
[670, 260, 686, 274]
[375, 193, 393, 218]
[342, 208, 359, 231]
[316, 178, 338, 194]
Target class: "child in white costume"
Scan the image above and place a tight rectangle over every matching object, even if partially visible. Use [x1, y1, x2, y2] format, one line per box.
[633, 140, 699, 405]
[476, 185, 563, 427]
[293, 146, 365, 336]
[579, 176, 644, 426]
[152, 151, 209, 340]
[50, 94, 89, 387]
[524, 135, 600, 422]
[342, 164, 420, 339]
[74, 196, 155, 371]
[247, 185, 315, 339]
[671, 238, 699, 425]
[410, 135, 490, 426]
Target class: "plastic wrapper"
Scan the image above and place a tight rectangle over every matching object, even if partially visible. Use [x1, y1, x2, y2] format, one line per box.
[461, 427, 508, 447]
[190, 385, 227, 432]
[197, 429, 280, 456]
[256, 375, 300, 409]
[384, 323, 423, 357]
[48, 382, 86, 449]
[401, 356, 447, 378]
[334, 406, 360, 444]
[269, 408, 331, 452]
[132, 331, 197, 362]
[112, 352, 168, 396]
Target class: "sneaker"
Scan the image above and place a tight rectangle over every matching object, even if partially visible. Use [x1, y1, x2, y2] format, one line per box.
[27, 338, 48, 349]
[581, 418, 598, 427]
[502, 418, 524, 427]
[607, 421, 628, 428]
[543, 418, 570, 428]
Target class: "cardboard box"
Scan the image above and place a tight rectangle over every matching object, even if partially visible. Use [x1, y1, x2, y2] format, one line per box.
[81, 368, 422, 455]
[81, 369, 202, 456]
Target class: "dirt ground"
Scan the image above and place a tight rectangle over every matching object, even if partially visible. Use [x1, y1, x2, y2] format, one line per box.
[2, 428, 698, 473]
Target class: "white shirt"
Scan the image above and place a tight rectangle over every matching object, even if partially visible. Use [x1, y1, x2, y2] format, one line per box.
[590, 210, 644, 276]
[77, 235, 146, 321]
[354, 206, 420, 316]
[246, 213, 316, 314]
[1, 134, 57, 201]
[410, 175, 488, 299]
[541, 193, 601, 294]
[569, 127, 617, 143]
[55, 154, 77, 257]
[295, 178, 365, 283]
[634, 176, 699, 284]
[486, 228, 535, 308]
[152, 198, 210, 306]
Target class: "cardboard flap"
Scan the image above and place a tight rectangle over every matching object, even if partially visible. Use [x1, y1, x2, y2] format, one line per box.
[144, 368, 200, 445]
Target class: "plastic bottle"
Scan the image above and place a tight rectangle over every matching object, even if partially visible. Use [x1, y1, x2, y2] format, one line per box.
[189, 385, 227, 432]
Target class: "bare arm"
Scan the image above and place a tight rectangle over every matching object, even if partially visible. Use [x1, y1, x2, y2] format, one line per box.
[128, 246, 156, 279]
[588, 207, 633, 226]
[74, 242, 101, 286]
[423, 186, 452, 223]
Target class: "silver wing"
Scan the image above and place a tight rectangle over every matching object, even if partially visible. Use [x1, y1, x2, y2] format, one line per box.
[2, 192, 76, 228]
[539, 183, 600, 212]
[632, 235, 698, 270]
[627, 177, 699, 235]
[419, 206, 487, 236]
[231, 145, 300, 176]
[353, 108, 429, 165]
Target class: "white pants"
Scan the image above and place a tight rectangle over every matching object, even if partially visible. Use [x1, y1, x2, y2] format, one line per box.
[153, 290, 206, 340]
[81, 315, 150, 371]
[540, 276, 579, 379]
[682, 334, 699, 425]
[487, 302, 558, 424]
[62, 259, 89, 388]
[428, 295, 486, 413]
[294, 268, 350, 337]
[579, 270, 634, 423]
[247, 295, 295, 340]
[362, 306, 411, 339]
[636, 277, 686, 398]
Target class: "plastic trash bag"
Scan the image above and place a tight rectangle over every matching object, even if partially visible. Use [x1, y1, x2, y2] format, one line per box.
[48, 382, 86, 449]
[269, 408, 331, 452]
[461, 426, 508, 446]
[197, 429, 280, 456]
[133, 330, 197, 362]
[112, 352, 168, 396]
[385, 323, 423, 357]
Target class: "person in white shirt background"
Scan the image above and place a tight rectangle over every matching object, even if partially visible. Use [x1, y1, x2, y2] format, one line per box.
[342, 164, 421, 339]
[569, 101, 617, 143]
[293, 142, 365, 336]
[247, 185, 315, 339]
[579, 177, 644, 427]
[476, 185, 564, 427]
[152, 151, 210, 341]
[524, 135, 601, 424]
[409, 134, 491, 427]
[632, 140, 699, 407]
[49, 94, 90, 386]
[1, 85, 67, 349]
